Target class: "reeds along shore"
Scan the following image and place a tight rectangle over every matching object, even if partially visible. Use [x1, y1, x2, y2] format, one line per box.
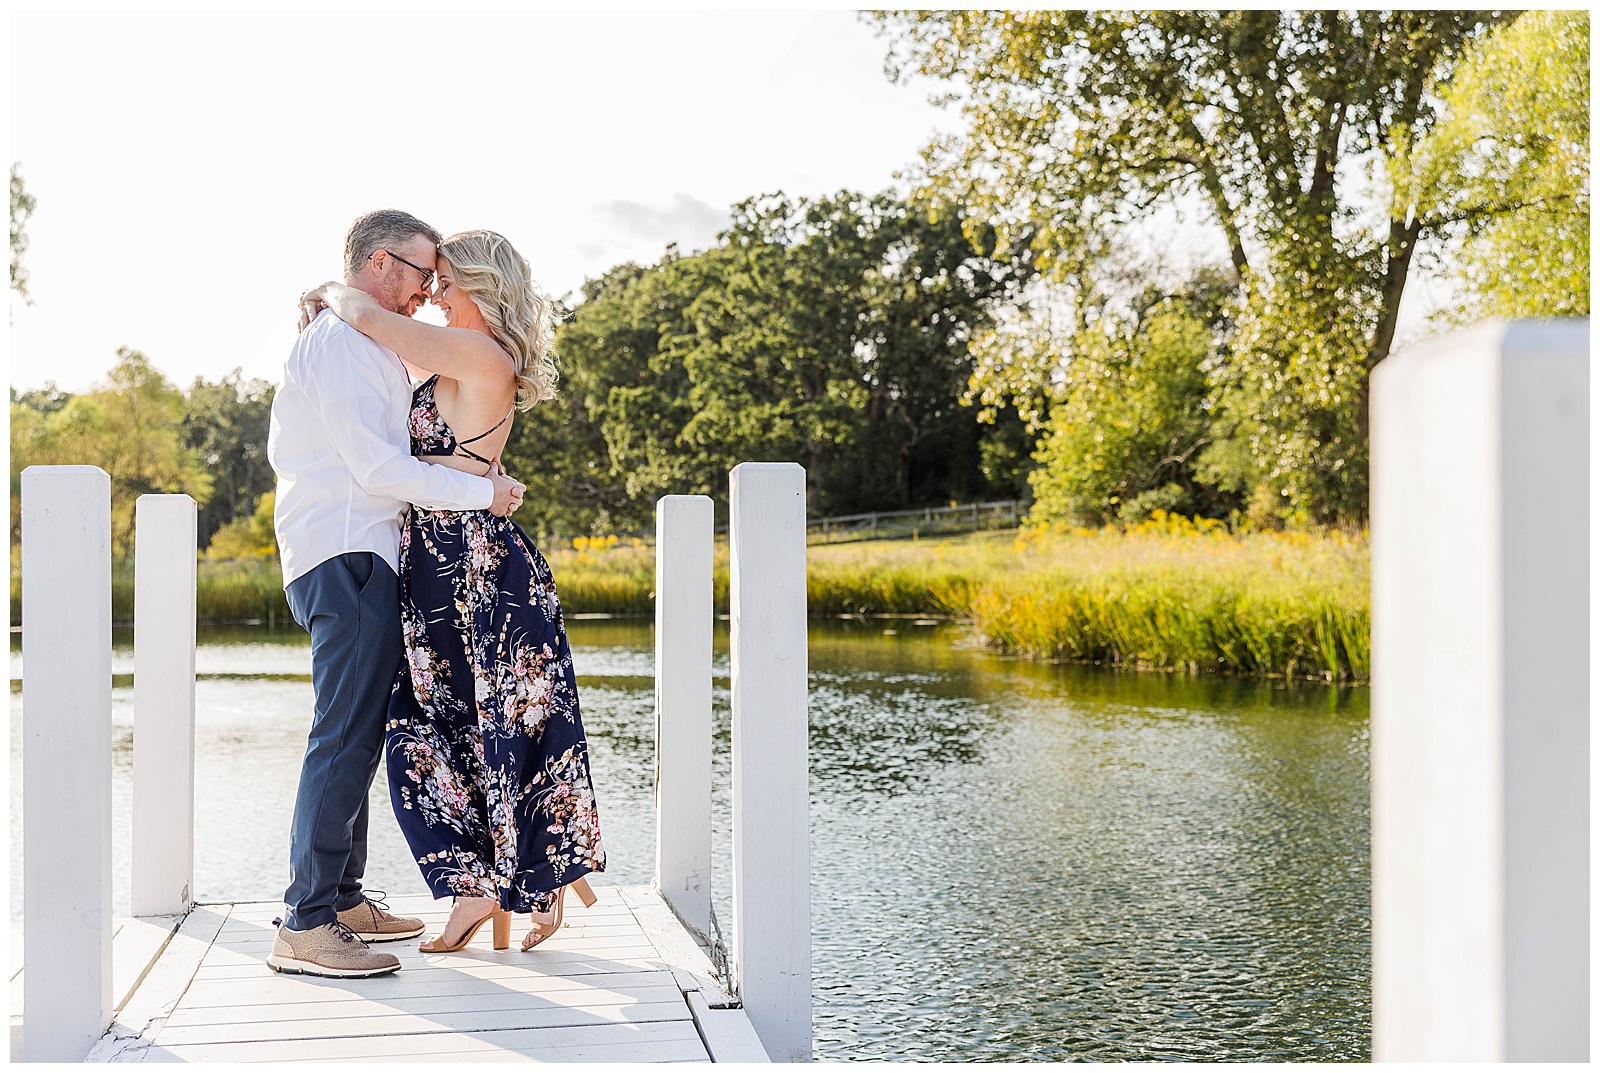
[8, 514, 1371, 682]
[804, 516, 1370, 682]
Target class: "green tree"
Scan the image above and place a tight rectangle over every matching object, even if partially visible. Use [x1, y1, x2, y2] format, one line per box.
[671, 202, 873, 514]
[1398, 10, 1590, 322]
[586, 249, 732, 523]
[875, 10, 1512, 523]
[204, 490, 277, 559]
[666, 191, 1029, 514]
[528, 190, 1031, 532]
[494, 254, 709, 540]
[10, 382, 72, 415]
[1028, 274, 1234, 525]
[851, 192, 1035, 505]
[1196, 248, 1375, 526]
[11, 348, 213, 555]
[185, 369, 276, 549]
[10, 162, 35, 309]
[9, 401, 45, 553]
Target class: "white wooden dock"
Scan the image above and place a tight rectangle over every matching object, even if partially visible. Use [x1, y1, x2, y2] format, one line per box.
[75, 886, 764, 1063]
[18, 470, 812, 1062]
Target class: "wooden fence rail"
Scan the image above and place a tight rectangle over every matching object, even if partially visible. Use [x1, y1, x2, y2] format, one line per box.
[539, 498, 1028, 550]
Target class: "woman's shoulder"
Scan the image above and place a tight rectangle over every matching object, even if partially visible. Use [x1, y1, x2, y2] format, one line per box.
[466, 329, 518, 370]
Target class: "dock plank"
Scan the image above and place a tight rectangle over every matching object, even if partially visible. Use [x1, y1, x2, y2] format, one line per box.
[86, 905, 234, 1063]
[174, 968, 679, 1009]
[143, 1019, 711, 1063]
[161, 983, 688, 1028]
[154, 1000, 694, 1047]
[95, 887, 766, 1063]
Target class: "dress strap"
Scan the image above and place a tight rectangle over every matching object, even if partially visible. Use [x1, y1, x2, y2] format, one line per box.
[452, 408, 514, 467]
[456, 408, 513, 448]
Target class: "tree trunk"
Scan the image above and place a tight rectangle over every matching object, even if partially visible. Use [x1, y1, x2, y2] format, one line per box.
[806, 441, 825, 515]
[1368, 216, 1424, 369]
[1179, 116, 1250, 278]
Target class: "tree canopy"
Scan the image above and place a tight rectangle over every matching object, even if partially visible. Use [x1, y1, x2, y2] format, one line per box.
[1398, 10, 1590, 322]
[872, 9, 1569, 525]
[1027, 270, 1234, 525]
[184, 369, 277, 547]
[11, 349, 214, 555]
[876, 10, 1506, 356]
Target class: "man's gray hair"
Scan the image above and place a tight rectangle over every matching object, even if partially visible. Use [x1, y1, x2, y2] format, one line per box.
[343, 209, 443, 281]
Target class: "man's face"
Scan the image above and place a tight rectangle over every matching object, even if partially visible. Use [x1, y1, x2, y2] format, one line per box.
[376, 235, 438, 316]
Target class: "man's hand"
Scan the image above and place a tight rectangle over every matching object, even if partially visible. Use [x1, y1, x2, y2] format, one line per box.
[488, 461, 525, 518]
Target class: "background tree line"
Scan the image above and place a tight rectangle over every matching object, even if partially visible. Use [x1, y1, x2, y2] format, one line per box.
[10, 10, 1587, 549]
[10, 352, 276, 556]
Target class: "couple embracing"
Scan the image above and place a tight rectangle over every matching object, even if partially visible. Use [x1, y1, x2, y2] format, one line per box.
[264, 209, 606, 978]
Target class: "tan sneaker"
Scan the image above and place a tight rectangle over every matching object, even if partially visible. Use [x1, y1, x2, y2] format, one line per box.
[337, 891, 426, 943]
[266, 919, 401, 978]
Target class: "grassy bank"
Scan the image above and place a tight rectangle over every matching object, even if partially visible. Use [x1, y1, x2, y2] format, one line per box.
[807, 515, 1369, 681]
[9, 516, 1370, 681]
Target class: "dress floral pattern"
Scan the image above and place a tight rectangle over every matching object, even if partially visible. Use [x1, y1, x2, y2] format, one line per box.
[386, 376, 605, 913]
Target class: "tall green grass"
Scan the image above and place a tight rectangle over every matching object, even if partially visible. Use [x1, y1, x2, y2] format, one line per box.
[811, 516, 1370, 681]
[191, 558, 295, 624]
[969, 575, 1369, 681]
[8, 557, 297, 626]
[546, 537, 655, 615]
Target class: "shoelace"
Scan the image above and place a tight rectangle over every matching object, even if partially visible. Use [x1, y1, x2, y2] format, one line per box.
[272, 915, 363, 944]
[362, 890, 391, 913]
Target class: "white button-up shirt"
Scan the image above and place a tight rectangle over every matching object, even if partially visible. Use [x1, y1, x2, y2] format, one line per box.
[268, 309, 493, 588]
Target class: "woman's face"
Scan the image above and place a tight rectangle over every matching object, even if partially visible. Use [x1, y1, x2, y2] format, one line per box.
[430, 260, 482, 328]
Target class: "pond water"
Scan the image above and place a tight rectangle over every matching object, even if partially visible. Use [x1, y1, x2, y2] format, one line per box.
[9, 618, 1370, 1061]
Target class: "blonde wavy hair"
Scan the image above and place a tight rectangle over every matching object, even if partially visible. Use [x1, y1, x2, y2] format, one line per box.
[436, 229, 561, 409]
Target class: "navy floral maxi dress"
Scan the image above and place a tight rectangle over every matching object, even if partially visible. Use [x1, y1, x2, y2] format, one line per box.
[386, 376, 605, 913]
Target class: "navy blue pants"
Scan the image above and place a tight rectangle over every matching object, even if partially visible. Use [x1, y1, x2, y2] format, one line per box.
[282, 552, 404, 931]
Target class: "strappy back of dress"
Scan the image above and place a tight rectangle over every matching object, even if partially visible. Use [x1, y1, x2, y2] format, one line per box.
[409, 374, 513, 470]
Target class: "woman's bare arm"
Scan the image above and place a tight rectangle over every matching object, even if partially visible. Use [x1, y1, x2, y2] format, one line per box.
[302, 282, 514, 387]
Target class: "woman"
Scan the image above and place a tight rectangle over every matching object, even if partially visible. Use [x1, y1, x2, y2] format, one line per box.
[299, 230, 606, 954]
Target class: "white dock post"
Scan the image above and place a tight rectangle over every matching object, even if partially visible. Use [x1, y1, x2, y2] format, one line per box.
[132, 494, 198, 918]
[21, 466, 114, 1062]
[728, 462, 811, 1062]
[653, 494, 714, 938]
[1371, 319, 1589, 1061]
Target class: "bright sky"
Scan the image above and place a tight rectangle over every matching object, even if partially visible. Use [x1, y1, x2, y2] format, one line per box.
[9, 8, 963, 393]
[10, 7, 1452, 395]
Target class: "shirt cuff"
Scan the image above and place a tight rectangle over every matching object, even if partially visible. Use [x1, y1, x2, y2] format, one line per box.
[465, 474, 495, 511]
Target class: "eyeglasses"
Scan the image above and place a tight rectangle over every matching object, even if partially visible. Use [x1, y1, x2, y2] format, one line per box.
[376, 249, 435, 290]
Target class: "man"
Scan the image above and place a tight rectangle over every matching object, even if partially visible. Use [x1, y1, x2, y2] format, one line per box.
[265, 209, 525, 978]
